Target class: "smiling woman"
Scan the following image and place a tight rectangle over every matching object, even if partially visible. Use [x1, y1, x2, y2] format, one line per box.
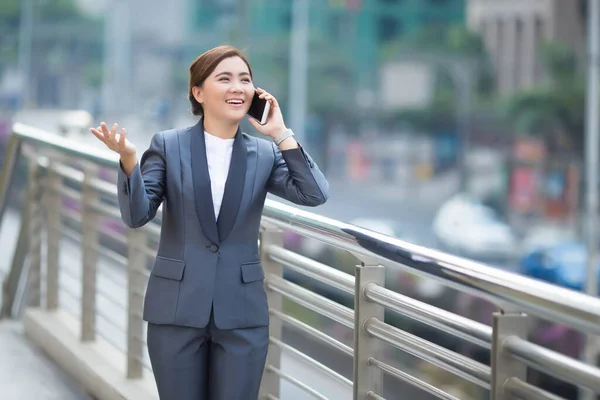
[188, 47, 254, 118]
[88, 44, 329, 400]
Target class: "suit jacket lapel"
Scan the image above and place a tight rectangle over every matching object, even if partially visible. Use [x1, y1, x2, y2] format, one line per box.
[217, 127, 247, 242]
[190, 118, 219, 244]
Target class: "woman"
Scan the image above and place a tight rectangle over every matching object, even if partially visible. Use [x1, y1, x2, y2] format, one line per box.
[90, 45, 329, 400]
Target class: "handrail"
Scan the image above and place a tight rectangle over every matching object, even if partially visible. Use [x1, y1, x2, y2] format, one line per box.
[0, 123, 118, 226]
[2, 122, 600, 400]
[364, 283, 492, 348]
[503, 336, 600, 392]
[261, 202, 600, 335]
[2, 122, 600, 336]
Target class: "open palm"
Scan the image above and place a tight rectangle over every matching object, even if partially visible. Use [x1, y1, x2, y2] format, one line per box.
[90, 122, 137, 156]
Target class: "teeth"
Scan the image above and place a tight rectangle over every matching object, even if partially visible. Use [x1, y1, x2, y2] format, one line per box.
[227, 100, 243, 104]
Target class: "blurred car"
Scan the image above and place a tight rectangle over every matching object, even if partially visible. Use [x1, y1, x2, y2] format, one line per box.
[519, 241, 600, 291]
[520, 223, 576, 254]
[433, 194, 517, 261]
[517, 241, 598, 399]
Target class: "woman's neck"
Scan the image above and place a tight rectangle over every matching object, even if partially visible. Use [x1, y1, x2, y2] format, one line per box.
[203, 114, 238, 139]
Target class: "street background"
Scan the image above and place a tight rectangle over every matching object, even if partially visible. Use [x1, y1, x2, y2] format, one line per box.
[0, 0, 597, 399]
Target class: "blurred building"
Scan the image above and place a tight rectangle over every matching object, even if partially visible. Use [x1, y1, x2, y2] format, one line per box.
[72, 0, 467, 117]
[64, 0, 467, 117]
[467, 0, 585, 95]
[191, 0, 465, 98]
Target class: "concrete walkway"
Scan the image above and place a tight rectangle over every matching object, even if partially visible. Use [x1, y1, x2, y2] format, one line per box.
[0, 319, 91, 400]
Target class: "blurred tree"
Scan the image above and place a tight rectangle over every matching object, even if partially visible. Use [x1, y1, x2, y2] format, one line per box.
[380, 24, 495, 135]
[0, 0, 88, 32]
[504, 42, 585, 153]
[0, 0, 23, 66]
[36, 0, 84, 21]
[0, 0, 21, 30]
[0, 0, 103, 111]
[248, 32, 359, 132]
[0, 0, 98, 66]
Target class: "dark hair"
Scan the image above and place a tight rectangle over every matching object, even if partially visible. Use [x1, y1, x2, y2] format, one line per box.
[188, 45, 253, 116]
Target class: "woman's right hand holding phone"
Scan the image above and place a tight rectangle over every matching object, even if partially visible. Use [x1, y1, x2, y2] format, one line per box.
[90, 122, 138, 176]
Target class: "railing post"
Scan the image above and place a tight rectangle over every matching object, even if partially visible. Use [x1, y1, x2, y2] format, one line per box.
[45, 161, 62, 310]
[353, 263, 385, 400]
[259, 229, 284, 399]
[126, 228, 147, 379]
[81, 165, 99, 341]
[0, 204, 29, 318]
[0, 135, 22, 225]
[491, 311, 528, 399]
[26, 157, 42, 308]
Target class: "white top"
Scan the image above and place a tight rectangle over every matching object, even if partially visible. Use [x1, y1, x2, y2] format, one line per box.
[204, 131, 234, 220]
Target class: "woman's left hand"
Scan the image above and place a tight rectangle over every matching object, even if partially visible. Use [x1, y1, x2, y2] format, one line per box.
[248, 88, 287, 138]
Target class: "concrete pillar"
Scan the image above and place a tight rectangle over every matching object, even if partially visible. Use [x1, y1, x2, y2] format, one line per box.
[521, 15, 537, 88]
[500, 16, 517, 95]
[484, 18, 501, 73]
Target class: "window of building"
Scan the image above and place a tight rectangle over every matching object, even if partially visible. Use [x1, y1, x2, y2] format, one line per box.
[378, 16, 403, 42]
[329, 13, 352, 41]
[281, 11, 292, 29]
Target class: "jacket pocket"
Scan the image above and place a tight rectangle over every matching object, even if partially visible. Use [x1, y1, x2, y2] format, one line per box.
[241, 261, 264, 283]
[152, 256, 185, 281]
[144, 256, 185, 324]
[241, 261, 269, 327]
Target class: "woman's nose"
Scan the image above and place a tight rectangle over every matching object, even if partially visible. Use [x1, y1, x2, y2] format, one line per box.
[231, 81, 243, 92]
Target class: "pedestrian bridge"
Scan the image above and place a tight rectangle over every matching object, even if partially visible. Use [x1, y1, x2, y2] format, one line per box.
[1, 123, 599, 400]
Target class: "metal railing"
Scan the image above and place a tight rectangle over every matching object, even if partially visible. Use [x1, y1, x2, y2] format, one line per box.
[1, 122, 600, 400]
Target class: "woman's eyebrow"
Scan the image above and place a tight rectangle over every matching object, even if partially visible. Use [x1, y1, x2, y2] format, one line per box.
[215, 71, 251, 78]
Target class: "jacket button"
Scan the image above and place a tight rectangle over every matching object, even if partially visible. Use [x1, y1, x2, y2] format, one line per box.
[207, 244, 219, 253]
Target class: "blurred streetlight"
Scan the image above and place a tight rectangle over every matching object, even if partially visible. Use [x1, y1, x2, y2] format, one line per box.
[390, 53, 477, 192]
[17, 0, 34, 108]
[101, 0, 132, 117]
[288, 0, 309, 144]
[236, 0, 249, 47]
[582, 0, 600, 398]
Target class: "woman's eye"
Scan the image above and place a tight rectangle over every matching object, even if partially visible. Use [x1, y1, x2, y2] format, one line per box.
[219, 77, 229, 82]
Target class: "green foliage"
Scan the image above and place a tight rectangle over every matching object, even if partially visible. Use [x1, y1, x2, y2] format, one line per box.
[246, 32, 357, 123]
[381, 24, 487, 61]
[0, 35, 18, 63]
[504, 42, 585, 152]
[0, 0, 86, 28]
[83, 63, 103, 88]
[306, 40, 355, 116]
[0, 0, 96, 69]
[0, 0, 20, 30]
[37, 0, 83, 22]
[540, 41, 579, 80]
[381, 24, 495, 134]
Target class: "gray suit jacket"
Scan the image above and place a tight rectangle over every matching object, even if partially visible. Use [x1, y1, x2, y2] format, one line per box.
[117, 119, 328, 330]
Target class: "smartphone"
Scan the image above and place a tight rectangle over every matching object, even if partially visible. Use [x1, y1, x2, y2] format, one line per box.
[247, 90, 271, 125]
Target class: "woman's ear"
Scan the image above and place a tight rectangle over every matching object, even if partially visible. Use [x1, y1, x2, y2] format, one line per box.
[192, 86, 203, 104]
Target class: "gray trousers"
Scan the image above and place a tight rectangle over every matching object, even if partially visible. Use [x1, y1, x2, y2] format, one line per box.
[147, 311, 269, 400]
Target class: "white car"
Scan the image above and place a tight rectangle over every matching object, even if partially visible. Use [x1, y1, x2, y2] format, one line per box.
[433, 194, 517, 260]
[520, 223, 576, 254]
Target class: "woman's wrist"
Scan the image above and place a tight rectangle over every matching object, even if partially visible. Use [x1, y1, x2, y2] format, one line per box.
[271, 126, 288, 139]
[273, 128, 293, 144]
[277, 136, 299, 150]
[119, 152, 138, 177]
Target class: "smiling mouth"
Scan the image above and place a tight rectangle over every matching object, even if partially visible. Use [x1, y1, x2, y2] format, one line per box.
[226, 99, 244, 105]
